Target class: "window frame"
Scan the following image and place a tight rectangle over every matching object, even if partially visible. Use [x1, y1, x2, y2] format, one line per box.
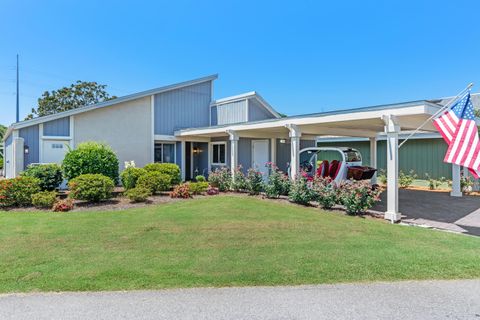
[154, 142, 176, 164]
[210, 141, 227, 166]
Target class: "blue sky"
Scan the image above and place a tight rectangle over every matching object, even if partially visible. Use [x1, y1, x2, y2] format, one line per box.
[1, 0, 479, 126]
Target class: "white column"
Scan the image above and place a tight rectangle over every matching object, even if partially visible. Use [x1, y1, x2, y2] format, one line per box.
[270, 138, 276, 165]
[450, 164, 462, 197]
[180, 141, 186, 182]
[383, 115, 401, 222]
[12, 137, 24, 178]
[227, 130, 239, 181]
[369, 137, 378, 184]
[286, 124, 302, 179]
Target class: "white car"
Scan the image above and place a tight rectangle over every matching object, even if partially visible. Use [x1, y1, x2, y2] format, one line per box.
[297, 147, 377, 183]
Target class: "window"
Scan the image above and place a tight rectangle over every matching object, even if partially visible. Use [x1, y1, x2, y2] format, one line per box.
[155, 142, 175, 163]
[51, 144, 63, 149]
[211, 142, 226, 165]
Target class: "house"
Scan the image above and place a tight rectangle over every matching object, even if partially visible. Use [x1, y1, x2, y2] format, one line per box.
[2, 74, 472, 221]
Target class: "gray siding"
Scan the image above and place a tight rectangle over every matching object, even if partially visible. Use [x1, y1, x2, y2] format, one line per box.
[237, 138, 271, 173]
[19, 125, 39, 168]
[210, 106, 218, 126]
[248, 98, 276, 121]
[154, 81, 212, 135]
[275, 139, 316, 173]
[216, 100, 247, 125]
[43, 117, 70, 136]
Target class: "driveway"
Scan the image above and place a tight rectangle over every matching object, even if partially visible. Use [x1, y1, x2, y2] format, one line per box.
[1, 280, 479, 320]
[372, 189, 480, 236]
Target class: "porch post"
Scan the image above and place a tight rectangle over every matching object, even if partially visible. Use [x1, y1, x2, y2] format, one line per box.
[180, 141, 186, 182]
[227, 130, 239, 182]
[369, 137, 377, 185]
[450, 164, 462, 197]
[383, 115, 401, 222]
[286, 124, 302, 179]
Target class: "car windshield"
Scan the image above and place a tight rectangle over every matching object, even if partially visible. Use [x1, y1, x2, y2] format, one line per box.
[344, 150, 362, 162]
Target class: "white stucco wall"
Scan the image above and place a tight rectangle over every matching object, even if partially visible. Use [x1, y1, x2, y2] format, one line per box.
[74, 96, 152, 170]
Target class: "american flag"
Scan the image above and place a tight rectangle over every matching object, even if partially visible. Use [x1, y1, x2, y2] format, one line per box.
[433, 93, 480, 178]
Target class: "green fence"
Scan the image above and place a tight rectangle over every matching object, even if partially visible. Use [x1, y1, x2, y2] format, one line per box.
[318, 138, 452, 179]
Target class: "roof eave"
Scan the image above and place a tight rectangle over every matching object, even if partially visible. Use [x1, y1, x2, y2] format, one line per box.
[9, 74, 218, 130]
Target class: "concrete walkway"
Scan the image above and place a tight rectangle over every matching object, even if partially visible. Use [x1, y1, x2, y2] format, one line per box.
[1, 280, 479, 320]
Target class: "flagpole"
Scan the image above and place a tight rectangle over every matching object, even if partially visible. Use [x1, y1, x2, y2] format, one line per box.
[398, 83, 474, 148]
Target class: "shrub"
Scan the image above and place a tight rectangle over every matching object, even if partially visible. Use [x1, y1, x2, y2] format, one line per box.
[399, 170, 417, 188]
[0, 176, 41, 207]
[245, 168, 264, 195]
[189, 181, 209, 195]
[425, 173, 447, 190]
[206, 185, 219, 195]
[144, 163, 181, 185]
[52, 199, 74, 212]
[136, 171, 171, 194]
[195, 175, 206, 182]
[22, 164, 63, 191]
[208, 167, 231, 191]
[62, 141, 119, 183]
[170, 183, 191, 199]
[378, 169, 387, 185]
[31, 191, 57, 209]
[288, 175, 315, 205]
[120, 167, 147, 190]
[264, 163, 290, 198]
[339, 180, 382, 215]
[312, 176, 337, 209]
[0, 157, 3, 170]
[231, 166, 247, 192]
[68, 174, 114, 202]
[124, 187, 151, 203]
[461, 175, 474, 193]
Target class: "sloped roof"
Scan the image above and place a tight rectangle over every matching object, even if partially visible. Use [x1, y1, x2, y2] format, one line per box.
[211, 91, 281, 118]
[3, 74, 218, 141]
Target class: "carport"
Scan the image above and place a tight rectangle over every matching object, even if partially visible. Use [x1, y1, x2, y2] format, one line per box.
[176, 100, 462, 222]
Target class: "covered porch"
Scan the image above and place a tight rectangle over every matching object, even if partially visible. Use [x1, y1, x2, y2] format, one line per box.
[176, 101, 463, 222]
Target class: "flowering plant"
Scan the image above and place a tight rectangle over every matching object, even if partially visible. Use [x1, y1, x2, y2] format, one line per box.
[264, 162, 290, 198]
[245, 168, 264, 195]
[338, 180, 382, 215]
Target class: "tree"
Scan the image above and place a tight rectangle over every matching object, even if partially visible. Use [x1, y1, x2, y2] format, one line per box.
[0, 124, 6, 140]
[475, 108, 480, 118]
[26, 81, 117, 119]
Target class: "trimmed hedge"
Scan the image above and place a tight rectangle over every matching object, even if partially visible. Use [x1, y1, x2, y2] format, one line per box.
[22, 164, 63, 191]
[136, 172, 171, 194]
[68, 174, 114, 202]
[32, 191, 57, 209]
[120, 167, 147, 190]
[144, 163, 181, 185]
[0, 176, 41, 207]
[124, 187, 151, 202]
[63, 142, 119, 184]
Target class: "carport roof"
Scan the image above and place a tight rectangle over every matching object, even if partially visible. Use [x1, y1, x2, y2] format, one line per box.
[175, 99, 444, 139]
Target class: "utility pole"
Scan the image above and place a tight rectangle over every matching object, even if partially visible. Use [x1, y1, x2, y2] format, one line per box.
[16, 54, 19, 122]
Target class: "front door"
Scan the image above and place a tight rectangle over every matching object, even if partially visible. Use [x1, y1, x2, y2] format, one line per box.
[251, 140, 269, 178]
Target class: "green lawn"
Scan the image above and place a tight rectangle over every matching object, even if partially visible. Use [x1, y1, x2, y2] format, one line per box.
[0, 195, 479, 293]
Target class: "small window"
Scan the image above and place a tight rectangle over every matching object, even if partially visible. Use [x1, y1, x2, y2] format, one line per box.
[154, 142, 175, 163]
[52, 144, 63, 149]
[211, 142, 226, 165]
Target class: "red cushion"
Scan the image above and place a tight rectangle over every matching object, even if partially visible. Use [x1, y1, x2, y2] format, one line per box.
[329, 160, 341, 179]
[316, 160, 329, 177]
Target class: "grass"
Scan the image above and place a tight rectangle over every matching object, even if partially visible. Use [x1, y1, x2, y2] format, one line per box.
[0, 195, 479, 293]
